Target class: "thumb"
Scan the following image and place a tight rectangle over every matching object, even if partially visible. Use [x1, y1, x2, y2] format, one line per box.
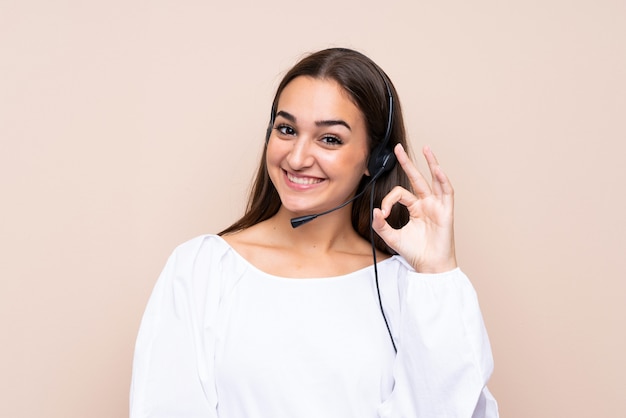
[372, 208, 399, 250]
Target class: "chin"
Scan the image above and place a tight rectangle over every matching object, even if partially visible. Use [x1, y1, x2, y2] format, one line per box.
[280, 202, 320, 217]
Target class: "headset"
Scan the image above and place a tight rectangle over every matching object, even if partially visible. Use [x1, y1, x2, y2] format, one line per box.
[264, 68, 400, 353]
[265, 69, 396, 180]
[367, 71, 397, 180]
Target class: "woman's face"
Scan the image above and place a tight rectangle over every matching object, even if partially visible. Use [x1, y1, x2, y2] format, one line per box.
[266, 76, 370, 217]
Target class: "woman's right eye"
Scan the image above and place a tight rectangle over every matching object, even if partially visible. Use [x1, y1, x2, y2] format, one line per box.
[275, 124, 296, 136]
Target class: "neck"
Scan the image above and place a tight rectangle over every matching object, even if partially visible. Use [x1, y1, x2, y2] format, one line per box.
[267, 206, 359, 252]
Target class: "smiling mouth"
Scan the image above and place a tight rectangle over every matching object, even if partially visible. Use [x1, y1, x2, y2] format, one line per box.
[286, 171, 324, 185]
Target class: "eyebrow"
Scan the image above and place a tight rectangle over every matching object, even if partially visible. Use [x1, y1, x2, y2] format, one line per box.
[275, 110, 352, 131]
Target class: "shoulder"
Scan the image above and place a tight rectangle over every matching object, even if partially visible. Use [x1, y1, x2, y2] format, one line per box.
[169, 234, 229, 260]
[163, 234, 239, 278]
[219, 223, 278, 264]
[220, 223, 268, 247]
[158, 234, 248, 298]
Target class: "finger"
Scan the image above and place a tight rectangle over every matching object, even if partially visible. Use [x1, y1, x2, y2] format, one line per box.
[379, 185, 419, 218]
[423, 146, 454, 199]
[394, 143, 432, 199]
[434, 165, 454, 199]
[422, 146, 442, 196]
[371, 208, 401, 252]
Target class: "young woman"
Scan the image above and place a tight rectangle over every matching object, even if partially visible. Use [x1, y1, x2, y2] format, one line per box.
[130, 48, 499, 417]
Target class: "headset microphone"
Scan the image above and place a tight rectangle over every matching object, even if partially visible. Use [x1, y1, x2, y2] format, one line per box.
[290, 152, 395, 228]
[290, 66, 396, 229]
[275, 55, 399, 352]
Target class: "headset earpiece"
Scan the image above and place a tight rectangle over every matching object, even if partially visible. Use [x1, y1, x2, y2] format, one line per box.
[368, 144, 397, 178]
[263, 66, 396, 173]
[367, 69, 396, 178]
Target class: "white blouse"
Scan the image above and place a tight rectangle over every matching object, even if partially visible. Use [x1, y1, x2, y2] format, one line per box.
[130, 234, 498, 417]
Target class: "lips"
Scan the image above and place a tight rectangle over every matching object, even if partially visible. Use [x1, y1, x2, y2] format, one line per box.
[286, 171, 324, 185]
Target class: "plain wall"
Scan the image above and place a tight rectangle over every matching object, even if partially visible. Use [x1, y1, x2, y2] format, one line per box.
[1, 0, 624, 416]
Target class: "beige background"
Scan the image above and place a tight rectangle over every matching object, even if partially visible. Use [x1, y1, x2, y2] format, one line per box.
[1, 0, 625, 417]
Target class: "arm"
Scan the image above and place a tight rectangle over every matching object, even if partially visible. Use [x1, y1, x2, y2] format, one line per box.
[130, 243, 218, 418]
[374, 145, 498, 417]
[379, 268, 498, 417]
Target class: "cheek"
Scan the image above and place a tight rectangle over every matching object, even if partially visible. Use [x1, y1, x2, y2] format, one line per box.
[341, 150, 369, 177]
[265, 141, 287, 187]
[265, 140, 284, 167]
[325, 155, 369, 185]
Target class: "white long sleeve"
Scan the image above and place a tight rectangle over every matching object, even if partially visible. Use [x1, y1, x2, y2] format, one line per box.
[378, 266, 499, 417]
[130, 239, 220, 418]
[130, 235, 498, 417]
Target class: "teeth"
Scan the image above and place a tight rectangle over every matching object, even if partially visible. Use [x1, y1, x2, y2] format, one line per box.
[287, 173, 323, 185]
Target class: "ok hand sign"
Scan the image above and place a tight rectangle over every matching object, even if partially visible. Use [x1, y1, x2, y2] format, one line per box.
[372, 144, 457, 274]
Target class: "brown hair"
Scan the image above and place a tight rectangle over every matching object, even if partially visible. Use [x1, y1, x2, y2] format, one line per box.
[220, 47, 411, 254]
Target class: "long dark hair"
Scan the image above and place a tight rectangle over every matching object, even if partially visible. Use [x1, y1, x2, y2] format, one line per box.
[219, 47, 411, 254]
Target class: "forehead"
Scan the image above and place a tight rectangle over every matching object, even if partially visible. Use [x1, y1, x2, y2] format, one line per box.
[277, 76, 362, 121]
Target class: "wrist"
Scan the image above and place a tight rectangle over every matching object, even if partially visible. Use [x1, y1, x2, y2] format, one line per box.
[414, 258, 457, 274]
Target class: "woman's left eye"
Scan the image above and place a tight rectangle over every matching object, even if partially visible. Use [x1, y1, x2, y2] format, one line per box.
[321, 135, 343, 146]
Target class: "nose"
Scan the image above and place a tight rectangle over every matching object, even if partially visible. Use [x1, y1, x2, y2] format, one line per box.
[286, 137, 314, 170]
